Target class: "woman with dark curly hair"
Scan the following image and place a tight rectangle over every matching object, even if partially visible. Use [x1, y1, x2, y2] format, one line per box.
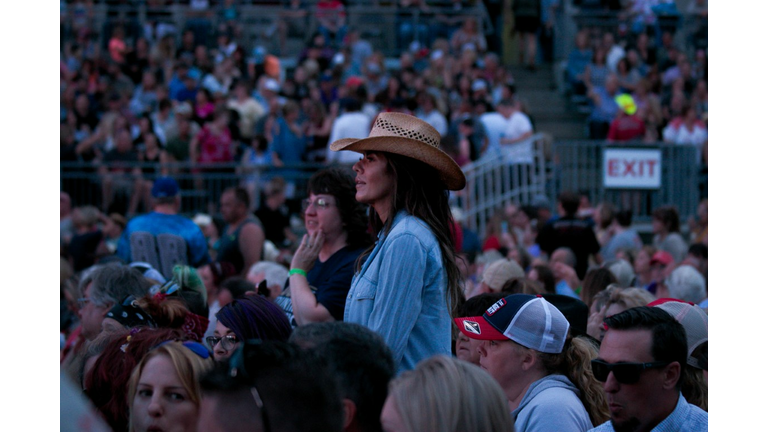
[283, 167, 373, 326]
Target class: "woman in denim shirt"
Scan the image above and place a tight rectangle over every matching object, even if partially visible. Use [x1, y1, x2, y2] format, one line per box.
[329, 112, 466, 372]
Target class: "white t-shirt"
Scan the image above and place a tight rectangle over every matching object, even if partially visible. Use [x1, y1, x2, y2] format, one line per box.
[416, 109, 448, 137]
[502, 111, 534, 164]
[479, 112, 508, 158]
[503, 111, 533, 142]
[327, 111, 372, 164]
[663, 121, 708, 162]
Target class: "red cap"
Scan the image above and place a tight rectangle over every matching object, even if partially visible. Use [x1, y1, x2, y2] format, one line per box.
[345, 76, 364, 88]
[647, 298, 694, 307]
[650, 250, 674, 266]
[454, 316, 508, 341]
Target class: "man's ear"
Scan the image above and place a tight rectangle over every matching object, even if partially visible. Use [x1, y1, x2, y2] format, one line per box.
[341, 398, 357, 431]
[661, 361, 682, 390]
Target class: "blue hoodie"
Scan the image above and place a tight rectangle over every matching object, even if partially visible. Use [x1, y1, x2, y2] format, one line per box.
[512, 374, 593, 432]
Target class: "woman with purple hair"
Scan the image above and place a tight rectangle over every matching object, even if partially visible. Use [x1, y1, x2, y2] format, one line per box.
[205, 295, 291, 362]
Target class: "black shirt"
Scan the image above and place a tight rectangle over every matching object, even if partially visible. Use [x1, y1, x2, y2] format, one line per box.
[536, 216, 600, 279]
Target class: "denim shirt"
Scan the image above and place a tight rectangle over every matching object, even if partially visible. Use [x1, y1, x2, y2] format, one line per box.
[344, 211, 452, 373]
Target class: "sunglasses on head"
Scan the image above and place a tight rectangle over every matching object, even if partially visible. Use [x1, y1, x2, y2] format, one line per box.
[590, 359, 671, 384]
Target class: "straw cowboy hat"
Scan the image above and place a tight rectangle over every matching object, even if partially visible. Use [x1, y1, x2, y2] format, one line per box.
[329, 112, 467, 190]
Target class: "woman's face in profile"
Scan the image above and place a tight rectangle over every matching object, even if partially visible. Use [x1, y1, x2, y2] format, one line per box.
[131, 355, 199, 432]
[352, 152, 395, 215]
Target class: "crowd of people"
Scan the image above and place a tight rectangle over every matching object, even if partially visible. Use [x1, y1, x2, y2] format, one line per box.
[61, 150, 709, 432]
[61, 1, 708, 431]
[565, 2, 708, 159]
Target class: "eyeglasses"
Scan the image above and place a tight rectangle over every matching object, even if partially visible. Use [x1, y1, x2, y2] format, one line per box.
[591, 359, 671, 384]
[205, 335, 239, 351]
[301, 197, 334, 211]
[77, 297, 91, 309]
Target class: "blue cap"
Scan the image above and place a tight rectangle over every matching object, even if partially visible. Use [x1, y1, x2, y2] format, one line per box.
[151, 177, 180, 198]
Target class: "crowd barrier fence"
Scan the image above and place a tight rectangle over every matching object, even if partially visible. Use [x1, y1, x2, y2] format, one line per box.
[61, 139, 706, 233]
[546, 141, 703, 225]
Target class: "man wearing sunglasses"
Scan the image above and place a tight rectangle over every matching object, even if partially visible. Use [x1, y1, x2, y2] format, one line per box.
[590, 306, 707, 432]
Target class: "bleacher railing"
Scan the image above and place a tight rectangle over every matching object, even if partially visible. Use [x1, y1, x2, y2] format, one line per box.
[61, 138, 705, 228]
[60, 161, 327, 215]
[458, 133, 548, 237]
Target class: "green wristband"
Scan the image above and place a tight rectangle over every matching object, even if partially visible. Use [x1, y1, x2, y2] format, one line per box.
[289, 268, 308, 277]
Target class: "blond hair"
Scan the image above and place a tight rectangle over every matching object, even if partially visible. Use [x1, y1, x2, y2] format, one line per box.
[389, 356, 514, 432]
[127, 342, 214, 432]
[606, 286, 655, 311]
[534, 337, 610, 426]
[680, 366, 707, 412]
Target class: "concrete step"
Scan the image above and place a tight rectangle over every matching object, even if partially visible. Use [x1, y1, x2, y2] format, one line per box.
[521, 92, 574, 116]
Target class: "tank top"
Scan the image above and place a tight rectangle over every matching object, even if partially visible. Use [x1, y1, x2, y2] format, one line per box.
[216, 217, 262, 274]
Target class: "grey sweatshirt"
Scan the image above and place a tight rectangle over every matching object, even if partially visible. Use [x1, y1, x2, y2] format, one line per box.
[512, 374, 593, 432]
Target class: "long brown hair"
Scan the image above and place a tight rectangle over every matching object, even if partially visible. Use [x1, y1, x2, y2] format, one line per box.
[357, 152, 464, 317]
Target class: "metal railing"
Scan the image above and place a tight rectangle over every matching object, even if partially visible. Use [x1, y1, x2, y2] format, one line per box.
[545, 141, 703, 223]
[60, 161, 327, 216]
[60, 139, 706, 230]
[458, 133, 548, 236]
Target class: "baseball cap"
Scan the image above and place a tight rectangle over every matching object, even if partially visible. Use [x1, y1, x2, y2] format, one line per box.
[614, 93, 637, 115]
[603, 259, 636, 288]
[454, 294, 570, 354]
[476, 249, 504, 266]
[151, 177, 180, 198]
[541, 293, 589, 338]
[482, 259, 525, 291]
[650, 250, 674, 266]
[649, 298, 708, 369]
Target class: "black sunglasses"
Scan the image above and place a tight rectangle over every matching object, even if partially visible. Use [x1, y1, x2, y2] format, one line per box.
[590, 359, 671, 384]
